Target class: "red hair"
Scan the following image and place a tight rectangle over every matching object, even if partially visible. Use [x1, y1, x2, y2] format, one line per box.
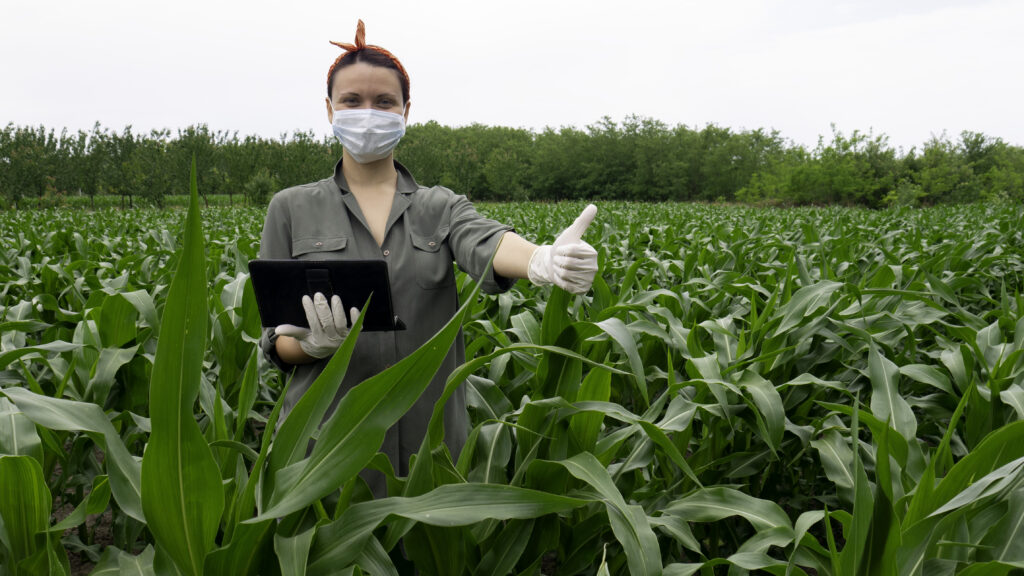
[327, 20, 410, 102]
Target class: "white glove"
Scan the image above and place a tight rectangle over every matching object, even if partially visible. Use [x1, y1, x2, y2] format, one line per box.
[528, 204, 599, 294]
[275, 292, 359, 359]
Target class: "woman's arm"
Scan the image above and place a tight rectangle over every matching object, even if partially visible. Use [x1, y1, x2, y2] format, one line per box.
[493, 231, 538, 280]
[275, 335, 317, 364]
[494, 205, 600, 294]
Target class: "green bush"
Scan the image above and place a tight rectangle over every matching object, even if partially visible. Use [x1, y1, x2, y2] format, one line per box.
[244, 167, 278, 206]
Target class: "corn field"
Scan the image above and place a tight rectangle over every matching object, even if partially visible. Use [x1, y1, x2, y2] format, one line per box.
[2, 170, 1024, 575]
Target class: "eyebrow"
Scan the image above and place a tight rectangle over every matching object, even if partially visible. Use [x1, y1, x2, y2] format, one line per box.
[335, 91, 400, 100]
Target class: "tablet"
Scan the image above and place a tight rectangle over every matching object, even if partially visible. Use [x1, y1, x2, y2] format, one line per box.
[248, 259, 404, 332]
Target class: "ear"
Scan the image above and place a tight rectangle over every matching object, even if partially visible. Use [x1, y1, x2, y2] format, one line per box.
[402, 100, 411, 123]
[326, 97, 334, 123]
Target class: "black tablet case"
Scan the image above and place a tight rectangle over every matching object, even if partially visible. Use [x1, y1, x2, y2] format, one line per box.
[248, 259, 403, 332]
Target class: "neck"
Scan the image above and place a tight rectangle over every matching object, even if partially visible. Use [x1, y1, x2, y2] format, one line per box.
[342, 152, 397, 190]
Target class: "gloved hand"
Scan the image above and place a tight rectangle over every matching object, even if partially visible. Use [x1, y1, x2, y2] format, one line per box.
[528, 204, 599, 294]
[275, 292, 359, 359]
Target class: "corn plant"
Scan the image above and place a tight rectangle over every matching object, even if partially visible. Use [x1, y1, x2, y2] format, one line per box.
[1, 181, 1023, 575]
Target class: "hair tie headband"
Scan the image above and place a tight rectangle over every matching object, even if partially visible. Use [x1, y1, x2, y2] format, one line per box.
[327, 20, 410, 92]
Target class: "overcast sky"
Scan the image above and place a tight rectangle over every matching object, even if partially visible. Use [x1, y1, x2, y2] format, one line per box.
[4, 0, 1022, 153]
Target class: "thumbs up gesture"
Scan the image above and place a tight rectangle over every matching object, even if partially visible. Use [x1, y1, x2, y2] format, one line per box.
[528, 204, 599, 294]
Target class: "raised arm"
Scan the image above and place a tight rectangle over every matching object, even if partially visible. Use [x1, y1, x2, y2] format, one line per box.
[494, 204, 599, 294]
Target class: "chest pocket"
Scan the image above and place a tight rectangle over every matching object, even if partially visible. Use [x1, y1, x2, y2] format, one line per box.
[410, 226, 453, 289]
[291, 236, 348, 260]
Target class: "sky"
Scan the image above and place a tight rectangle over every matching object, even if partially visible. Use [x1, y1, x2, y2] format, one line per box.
[4, 0, 1023, 153]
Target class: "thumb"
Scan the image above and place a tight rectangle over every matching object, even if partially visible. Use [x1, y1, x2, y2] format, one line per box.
[275, 324, 310, 339]
[554, 204, 597, 247]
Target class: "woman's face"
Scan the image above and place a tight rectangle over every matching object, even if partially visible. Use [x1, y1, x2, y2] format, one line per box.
[326, 61, 410, 123]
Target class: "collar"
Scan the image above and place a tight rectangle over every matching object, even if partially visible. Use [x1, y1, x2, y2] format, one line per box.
[332, 158, 419, 195]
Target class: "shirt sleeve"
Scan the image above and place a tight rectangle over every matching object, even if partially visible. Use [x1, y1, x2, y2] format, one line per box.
[447, 194, 516, 294]
[258, 192, 293, 259]
[260, 327, 294, 373]
[257, 192, 296, 372]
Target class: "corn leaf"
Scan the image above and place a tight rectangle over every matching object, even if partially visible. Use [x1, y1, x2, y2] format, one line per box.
[1, 387, 144, 522]
[140, 156, 223, 576]
[867, 345, 917, 441]
[0, 396, 42, 464]
[307, 483, 590, 573]
[552, 452, 662, 576]
[0, 455, 51, 567]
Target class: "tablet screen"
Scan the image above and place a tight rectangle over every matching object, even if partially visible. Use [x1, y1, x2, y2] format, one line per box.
[247, 259, 403, 332]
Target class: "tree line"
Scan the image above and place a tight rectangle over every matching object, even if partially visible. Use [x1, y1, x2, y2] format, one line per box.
[2, 117, 1022, 209]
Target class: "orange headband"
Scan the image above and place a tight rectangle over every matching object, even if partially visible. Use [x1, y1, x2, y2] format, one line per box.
[327, 20, 410, 96]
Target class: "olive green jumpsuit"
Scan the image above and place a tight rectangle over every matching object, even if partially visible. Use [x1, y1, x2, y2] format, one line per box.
[258, 159, 513, 496]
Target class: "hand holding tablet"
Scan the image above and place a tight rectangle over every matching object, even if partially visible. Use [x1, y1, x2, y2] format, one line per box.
[247, 259, 404, 332]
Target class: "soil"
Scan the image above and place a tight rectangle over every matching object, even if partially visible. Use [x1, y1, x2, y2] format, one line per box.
[52, 492, 115, 576]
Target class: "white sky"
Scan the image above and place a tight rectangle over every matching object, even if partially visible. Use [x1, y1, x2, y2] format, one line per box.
[3, 0, 1022, 153]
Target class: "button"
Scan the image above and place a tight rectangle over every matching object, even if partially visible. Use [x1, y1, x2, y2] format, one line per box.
[428, 241, 436, 247]
[383, 249, 390, 256]
[314, 241, 323, 247]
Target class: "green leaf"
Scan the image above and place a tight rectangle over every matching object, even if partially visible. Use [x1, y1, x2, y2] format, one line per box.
[275, 525, 316, 576]
[467, 422, 511, 484]
[738, 369, 785, 452]
[353, 537, 397, 576]
[590, 317, 648, 405]
[899, 364, 954, 396]
[0, 455, 51, 567]
[978, 486, 1024, 563]
[0, 397, 43, 464]
[209, 440, 259, 463]
[98, 293, 138, 348]
[774, 280, 842, 334]
[665, 486, 793, 535]
[649, 514, 701, 554]
[86, 345, 137, 404]
[839, 396, 873, 576]
[473, 519, 534, 576]
[552, 452, 662, 576]
[308, 483, 590, 573]
[0, 320, 51, 334]
[868, 345, 917, 441]
[812, 429, 856, 503]
[47, 475, 110, 532]
[929, 455, 1024, 517]
[636, 421, 702, 488]
[0, 340, 78, 371]
[568, 368, 611, 453]
[1000, 384, 1024, 420]
[140, 155, 223, 576]
[232, 349, 260, 442]
[117, 545, 157, 576]
[204, 521, 275, 576]
[2, 387, 144, 522]
[119, 289, 161, 338]
[787, 510, 826, 574]
[956, 561, 1024, 576]
[911, 420, 1024, 523]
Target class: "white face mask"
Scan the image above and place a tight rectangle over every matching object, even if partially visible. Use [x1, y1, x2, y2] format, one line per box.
[331, 108, 406, 164]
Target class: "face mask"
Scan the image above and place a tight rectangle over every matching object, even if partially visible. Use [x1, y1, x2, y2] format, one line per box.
[331, 108, 406, 164]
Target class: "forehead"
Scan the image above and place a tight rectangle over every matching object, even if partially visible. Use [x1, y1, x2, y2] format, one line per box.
[330, 61, 403, 97]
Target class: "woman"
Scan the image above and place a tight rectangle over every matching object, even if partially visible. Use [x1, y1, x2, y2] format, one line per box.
[258, 20, 598, 497]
